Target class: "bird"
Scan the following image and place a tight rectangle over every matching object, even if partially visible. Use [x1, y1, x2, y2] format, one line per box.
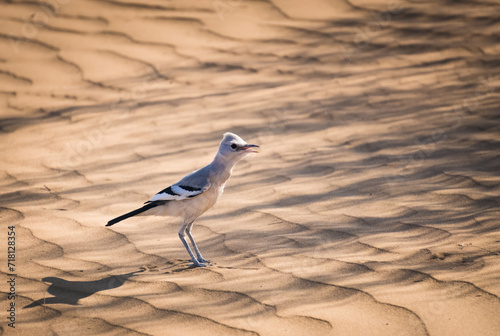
[106, 132, 260, 267]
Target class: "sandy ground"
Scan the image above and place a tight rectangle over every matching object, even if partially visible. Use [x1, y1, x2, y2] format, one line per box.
[1, 0, 500, 335]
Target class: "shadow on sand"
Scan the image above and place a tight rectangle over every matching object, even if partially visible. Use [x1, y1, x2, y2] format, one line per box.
[23, 270, 143, 309]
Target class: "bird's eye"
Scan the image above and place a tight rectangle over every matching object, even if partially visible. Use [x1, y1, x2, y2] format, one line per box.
[230, 143, 238, 150]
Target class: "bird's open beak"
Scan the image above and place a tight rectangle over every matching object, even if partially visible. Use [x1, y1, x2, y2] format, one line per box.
[240, 144, 260, 153]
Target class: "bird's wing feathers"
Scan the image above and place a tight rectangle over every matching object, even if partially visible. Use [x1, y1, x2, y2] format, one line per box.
[148, 183, 210, 202]
[147, 168, 211, 203]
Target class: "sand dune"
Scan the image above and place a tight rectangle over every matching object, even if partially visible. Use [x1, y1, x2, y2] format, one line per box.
[1, 0, 500, 335]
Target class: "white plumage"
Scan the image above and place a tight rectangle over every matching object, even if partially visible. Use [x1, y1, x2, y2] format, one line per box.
[106, 132, 260, 267]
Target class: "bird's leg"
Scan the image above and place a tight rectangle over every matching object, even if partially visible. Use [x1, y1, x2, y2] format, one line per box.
[178, 221, 205, 267]
[186, 221, 210, 264]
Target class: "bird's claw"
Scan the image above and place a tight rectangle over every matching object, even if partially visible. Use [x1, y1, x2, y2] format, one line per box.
[197, 258, 211, 264]
[189, 258, 210, 267]
[189, 261, 206, 267]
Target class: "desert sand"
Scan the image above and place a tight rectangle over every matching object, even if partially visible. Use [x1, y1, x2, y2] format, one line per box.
[1, 0, 500, 335]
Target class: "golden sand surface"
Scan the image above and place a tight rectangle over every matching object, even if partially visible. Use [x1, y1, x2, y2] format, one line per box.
[1, 0, 500, 335]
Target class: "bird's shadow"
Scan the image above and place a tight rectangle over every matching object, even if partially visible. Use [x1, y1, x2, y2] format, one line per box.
[23, 270, 143, 309]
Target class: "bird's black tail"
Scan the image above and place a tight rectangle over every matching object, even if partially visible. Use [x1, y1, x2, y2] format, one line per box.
[106, 201, 165, 226]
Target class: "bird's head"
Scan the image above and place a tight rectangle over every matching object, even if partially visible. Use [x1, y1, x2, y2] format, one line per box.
[217, 132, 260, 162]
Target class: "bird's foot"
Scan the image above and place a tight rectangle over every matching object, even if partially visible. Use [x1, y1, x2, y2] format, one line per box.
[189, 259, 207, 267]
[197, 257, 211, 264]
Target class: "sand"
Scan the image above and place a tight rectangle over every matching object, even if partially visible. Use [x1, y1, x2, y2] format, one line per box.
[1, 0, 500, 335]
